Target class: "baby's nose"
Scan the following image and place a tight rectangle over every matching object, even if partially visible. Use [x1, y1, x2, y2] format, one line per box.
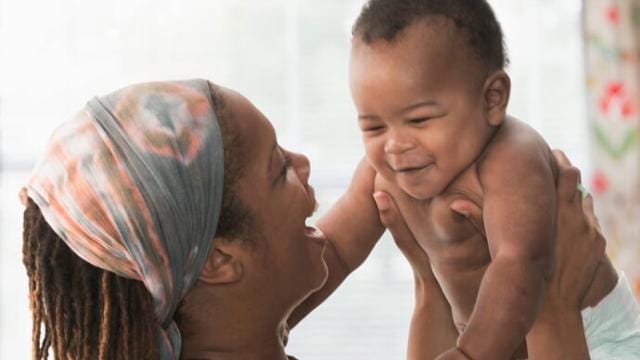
[384, 132, 415, 154]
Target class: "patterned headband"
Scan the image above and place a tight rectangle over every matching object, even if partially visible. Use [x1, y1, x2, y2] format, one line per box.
[23, 79, 225, 359]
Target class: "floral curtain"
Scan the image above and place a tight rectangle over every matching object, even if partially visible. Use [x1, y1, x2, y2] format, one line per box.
[584, 0, 640, 299]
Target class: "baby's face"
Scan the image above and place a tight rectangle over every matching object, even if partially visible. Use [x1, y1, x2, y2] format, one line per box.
[349, 21, 495, 200]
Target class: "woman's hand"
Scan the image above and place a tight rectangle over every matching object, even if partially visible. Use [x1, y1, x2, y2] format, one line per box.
[374, 191, 458, 359]
[543, 150, 606, 314]
[373, 191, 437, 285]
[528, 150, 607, 360]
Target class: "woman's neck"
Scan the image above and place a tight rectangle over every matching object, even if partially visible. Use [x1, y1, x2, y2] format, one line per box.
[177, 273, 294, 360]
[180, 335, 288, 360]
[179, 300, 289, 360]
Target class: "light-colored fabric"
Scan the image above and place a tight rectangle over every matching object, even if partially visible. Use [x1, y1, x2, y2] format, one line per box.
[582, 272, 640, 359]
[23, 79, 224, 359]
[584, 0, 640, 299]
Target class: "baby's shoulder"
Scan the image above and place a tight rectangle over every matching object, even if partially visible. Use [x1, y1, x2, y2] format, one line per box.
[477, 116, 556, 183]
[491, 116, 548, 151]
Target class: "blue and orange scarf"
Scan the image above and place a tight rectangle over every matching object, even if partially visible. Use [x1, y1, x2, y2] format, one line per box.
[22, 79, 225, 359]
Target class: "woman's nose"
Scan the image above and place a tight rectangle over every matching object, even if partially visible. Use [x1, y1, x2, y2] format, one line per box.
[290, 151, 311, 185]
[384, 130, 415, 154]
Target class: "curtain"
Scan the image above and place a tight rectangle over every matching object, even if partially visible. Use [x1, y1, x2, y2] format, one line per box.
[584, 0, 640, 298]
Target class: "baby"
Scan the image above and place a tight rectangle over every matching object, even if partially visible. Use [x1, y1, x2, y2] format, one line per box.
[292, 1, 624, 359]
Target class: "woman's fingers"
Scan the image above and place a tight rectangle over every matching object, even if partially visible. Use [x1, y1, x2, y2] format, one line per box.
[553, 150, 581, 203]
[373, 191, 431, 271]
[582, 195, 606, 259]
[582, 194, 601, 231]
[552, 149, 572, 166]
[450, 199, 485, 237]
[373, 191, 415, 248]
[547, 150, 607, 307]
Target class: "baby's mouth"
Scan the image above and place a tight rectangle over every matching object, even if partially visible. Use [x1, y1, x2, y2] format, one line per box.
[397, 166, 425, 173]
[394, 163, 433, 173]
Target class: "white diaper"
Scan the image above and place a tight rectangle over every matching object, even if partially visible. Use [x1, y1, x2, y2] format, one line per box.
[582, 272, 640, 359]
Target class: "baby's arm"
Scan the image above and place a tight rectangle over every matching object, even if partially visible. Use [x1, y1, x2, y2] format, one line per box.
[287, 158, 385, 328]
[316, 158, 386, 271]
[454, 130, 557, 358]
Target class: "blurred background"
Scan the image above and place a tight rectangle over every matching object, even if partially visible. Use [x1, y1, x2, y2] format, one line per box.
[1, 0, 638, 358]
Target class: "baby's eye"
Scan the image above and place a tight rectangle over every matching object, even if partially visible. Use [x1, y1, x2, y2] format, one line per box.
[409, 117, 430, 125]
[363, 125, 385, 132]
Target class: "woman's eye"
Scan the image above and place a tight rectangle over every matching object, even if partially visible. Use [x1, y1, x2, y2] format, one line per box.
[280, 153, 292, 180]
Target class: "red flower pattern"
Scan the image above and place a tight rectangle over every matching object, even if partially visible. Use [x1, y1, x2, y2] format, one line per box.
[599, 81, 635, 119]
[606, 4, 620, 24]
[591, 171, 610, 194]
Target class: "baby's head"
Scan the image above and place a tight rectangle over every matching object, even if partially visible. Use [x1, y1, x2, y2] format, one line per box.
[350, 0, 511, 199]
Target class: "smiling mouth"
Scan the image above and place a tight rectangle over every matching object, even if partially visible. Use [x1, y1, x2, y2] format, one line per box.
[394, 164, 433, 173]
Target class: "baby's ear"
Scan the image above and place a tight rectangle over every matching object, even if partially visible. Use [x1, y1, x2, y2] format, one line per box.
[198, 243, 244, 285]
[483, 70, 511, 126]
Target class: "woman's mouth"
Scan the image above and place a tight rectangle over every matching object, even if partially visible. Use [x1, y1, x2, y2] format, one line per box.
[305, 225, 327, 245]
[305, 226, 328, 253]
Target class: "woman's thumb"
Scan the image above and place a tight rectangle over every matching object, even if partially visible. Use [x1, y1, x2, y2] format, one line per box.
[373, 192, 392, 226]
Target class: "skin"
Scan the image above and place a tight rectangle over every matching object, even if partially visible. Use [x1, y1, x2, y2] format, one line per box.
[349, 18, 551, 358]
[373, 150, 608, 360]
[347, 19, 618, 359]
[172, 86, 611, 359]
[177, 87, 328, 360]
[527, 151, 609, 360]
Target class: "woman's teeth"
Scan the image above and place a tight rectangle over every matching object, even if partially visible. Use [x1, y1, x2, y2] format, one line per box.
[305, 226, 326, 241]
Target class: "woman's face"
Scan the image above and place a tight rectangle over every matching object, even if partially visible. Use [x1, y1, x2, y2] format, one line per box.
[220, 87, 328, 310]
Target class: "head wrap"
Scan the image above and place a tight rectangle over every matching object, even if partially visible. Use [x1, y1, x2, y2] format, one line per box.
[22, 79, 224, 359]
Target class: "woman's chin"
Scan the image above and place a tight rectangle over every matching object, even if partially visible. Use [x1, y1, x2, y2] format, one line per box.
[309, 246, 329, 293]
[313, 257, 329, 291]
[305, 226, 329, 281]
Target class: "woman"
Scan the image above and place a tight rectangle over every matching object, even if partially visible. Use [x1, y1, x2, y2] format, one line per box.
[21, 79, 605, 359]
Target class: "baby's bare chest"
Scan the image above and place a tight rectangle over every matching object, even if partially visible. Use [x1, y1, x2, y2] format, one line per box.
[376, 165, 490, 267]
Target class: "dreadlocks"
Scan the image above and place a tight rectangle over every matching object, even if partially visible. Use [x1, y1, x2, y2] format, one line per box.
[22, 199, 159, 360]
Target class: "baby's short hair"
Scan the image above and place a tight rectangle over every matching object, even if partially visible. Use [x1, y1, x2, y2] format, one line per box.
[352, 0, 508, 73]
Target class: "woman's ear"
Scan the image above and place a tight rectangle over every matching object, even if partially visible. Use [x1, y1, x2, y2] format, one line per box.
[199, 244, 244, 285]
[483, 70, 511, 126]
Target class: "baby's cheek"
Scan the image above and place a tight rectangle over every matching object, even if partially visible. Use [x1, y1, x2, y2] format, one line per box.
[363, 136, 384, 155]
[373, 171, 396, 193]
[362, 147, 384, 169]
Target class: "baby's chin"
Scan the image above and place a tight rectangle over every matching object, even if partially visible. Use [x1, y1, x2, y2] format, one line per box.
[397, 180, 443, 200]
[373, 169, 443, 200]
[400, 186, 437, 200]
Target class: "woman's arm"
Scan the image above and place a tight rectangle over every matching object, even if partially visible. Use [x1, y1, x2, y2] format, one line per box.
[374, 192, 458, 359]
[527, 150, 606, 360]
[528, 307, 589, 360]
[288, 159, 385, 329]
